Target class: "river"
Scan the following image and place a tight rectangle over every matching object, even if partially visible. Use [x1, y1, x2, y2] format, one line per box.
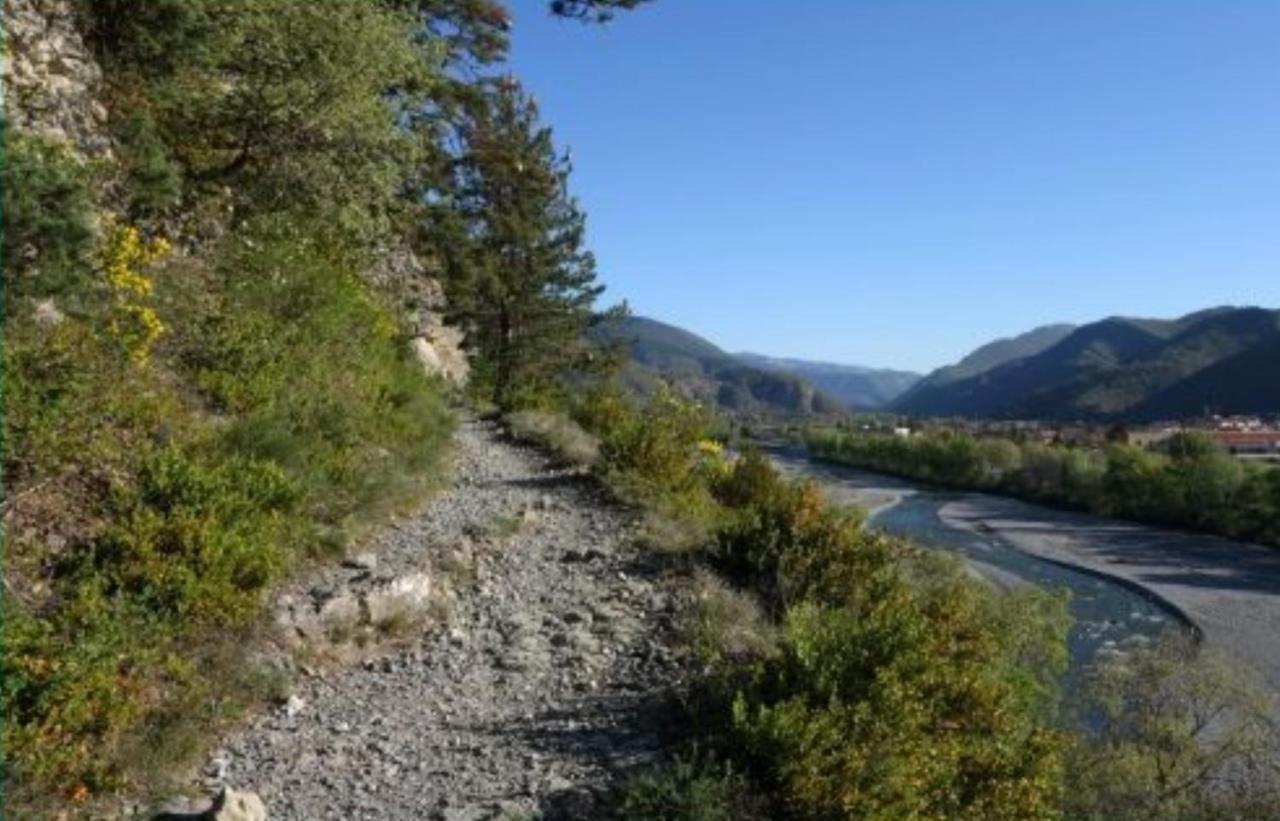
[767, 449, 1187, 687]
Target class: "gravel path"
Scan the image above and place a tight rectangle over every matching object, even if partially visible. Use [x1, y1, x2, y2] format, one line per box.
[213, 418, 681, 820]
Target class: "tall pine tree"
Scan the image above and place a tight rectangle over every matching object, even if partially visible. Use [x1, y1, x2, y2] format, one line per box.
[441, 78, 605, 409]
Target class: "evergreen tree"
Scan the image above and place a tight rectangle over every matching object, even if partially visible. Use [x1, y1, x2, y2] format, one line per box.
[442, 78, 604, 408]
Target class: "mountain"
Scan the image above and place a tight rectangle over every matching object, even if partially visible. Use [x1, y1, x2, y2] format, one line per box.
[894, 324, 1077, 410]
[589, 316, 843, 416]
[892, 307, 1280, 420]
[735, 353, 921, 410]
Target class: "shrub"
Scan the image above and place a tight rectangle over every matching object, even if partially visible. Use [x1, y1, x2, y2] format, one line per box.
[729, 579, 1067, 820]
[2, 134, 96, 309]
[682, 569, 777, 667]
[1066, 634, 1280, 820]
[2, 216, 453, 804]
[618, 751, 762, 821]
[178, 216, 454, 527]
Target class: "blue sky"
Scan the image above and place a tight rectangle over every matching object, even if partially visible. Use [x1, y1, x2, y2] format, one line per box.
[506, 1, 1280, 372]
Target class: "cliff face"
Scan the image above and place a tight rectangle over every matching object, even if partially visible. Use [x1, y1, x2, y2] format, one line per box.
[366, 246, 471, 386]
[2, 1, 470, 386]
[2, 0, 112, 159]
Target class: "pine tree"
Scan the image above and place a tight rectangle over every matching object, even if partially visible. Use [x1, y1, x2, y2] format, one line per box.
[442, 77, 605, 409]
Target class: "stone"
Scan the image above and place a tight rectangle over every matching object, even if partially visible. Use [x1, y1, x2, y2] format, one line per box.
[210, 787, 268, 821]
[284, 694, 307, 718]
[342, 552, 378, 571]
[319, 591, 362, 630]
[364, 571, 433, 626]
[31, 298, 64, 326]
[2, 0, 113, 160]
[410, 328, 469, 386]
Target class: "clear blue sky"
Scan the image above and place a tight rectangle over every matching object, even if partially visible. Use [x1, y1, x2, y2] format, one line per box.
[506, 1, 1280, 372]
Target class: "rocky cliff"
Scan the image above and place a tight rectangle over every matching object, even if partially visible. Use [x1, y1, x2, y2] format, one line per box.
[2, 0, 112, 159]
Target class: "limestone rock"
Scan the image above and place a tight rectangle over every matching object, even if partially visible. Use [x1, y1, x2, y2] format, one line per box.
[210, 787, 267, 821]
[410, 328, 470, 386]
[364, 571, 433, 627]
[2, 0, 113, 159]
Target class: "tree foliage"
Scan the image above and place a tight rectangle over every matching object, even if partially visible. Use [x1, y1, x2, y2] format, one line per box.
[438, 79, 605, 408]
[808, 428, 1280, 547]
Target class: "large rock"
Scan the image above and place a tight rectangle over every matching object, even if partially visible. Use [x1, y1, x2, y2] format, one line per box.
[362, 245, 469, 386]
[410, 329, 469, 386]
[364, 571, 433, 627]
[210, 787, 268, 821]
[2, 0, 113, 159]
[153, 786, 266, 821]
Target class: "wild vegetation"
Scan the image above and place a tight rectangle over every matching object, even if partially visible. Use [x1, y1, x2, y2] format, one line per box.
[7, 0, 1279, 817]
[807, 427, 1280, 548]
[549, 391, 1068, 817]
[525, 387, 1278, 819]
[1, 0, 605, 810]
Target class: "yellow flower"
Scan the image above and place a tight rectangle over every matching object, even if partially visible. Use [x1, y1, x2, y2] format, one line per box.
[696, 439, 724, 456]
[102, 223, 169, 364]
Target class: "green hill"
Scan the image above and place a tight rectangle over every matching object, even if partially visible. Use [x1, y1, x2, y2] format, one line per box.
[893, 307, 1280, 420]
[589, 315, 843, 416]
[735, 352, 921, 409]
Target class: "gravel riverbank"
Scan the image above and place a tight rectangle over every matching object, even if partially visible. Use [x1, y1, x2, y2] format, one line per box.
[940, 496, 1280, 698]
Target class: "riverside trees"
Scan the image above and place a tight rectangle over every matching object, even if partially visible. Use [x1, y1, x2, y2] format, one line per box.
[807, 428, 1280, 548]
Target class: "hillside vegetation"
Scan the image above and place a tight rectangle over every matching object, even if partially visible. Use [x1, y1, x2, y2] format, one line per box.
[895, 308, 1280, 420]
[589, 315, 844, 416]
[1, 0, 628, 809]
[552, 388, 1280, 820]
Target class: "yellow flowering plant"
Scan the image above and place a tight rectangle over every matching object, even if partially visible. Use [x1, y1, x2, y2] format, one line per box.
[102, 224, 169, 363]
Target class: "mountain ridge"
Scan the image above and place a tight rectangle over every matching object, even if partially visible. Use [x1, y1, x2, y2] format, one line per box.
[893, 306, 1280, 420]
[589, 315, 844, 416]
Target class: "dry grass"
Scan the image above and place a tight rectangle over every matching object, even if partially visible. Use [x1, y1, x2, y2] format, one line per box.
[504, 410, 600, 468]
[682, 569, 778, 666]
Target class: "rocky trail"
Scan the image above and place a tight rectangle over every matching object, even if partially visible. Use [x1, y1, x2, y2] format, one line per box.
[190, 418, 683, 820]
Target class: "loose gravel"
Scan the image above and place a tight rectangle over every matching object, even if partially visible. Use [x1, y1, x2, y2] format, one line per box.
[212, 417, 683, 820]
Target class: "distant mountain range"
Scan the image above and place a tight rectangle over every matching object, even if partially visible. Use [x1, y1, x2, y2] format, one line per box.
[588, 315, 846, 416]
[735, 353, 921, 410]
[893, 306, 1280, 420]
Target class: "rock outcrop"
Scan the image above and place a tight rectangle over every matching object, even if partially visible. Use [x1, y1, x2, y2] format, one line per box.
[2, 0, 112, 159]
[364, 246, 470, 386]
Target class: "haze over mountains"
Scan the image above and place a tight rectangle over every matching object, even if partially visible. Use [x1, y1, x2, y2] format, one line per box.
[894, 306, 1280, 420]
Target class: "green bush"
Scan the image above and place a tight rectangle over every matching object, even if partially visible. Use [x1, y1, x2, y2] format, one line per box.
[587, 386, 715, 503]
[1066, 634, 1280, 820]
[2, 216, 453, 803]
[115, 111, 183, 217]
[179, 217, 454, 528]
[2, 134, 96, 309]
[618, 752, 762, 821]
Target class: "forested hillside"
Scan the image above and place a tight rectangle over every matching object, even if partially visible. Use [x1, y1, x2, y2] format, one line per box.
[589, 314, 845, 415]
[894, 308, 1280, 419]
